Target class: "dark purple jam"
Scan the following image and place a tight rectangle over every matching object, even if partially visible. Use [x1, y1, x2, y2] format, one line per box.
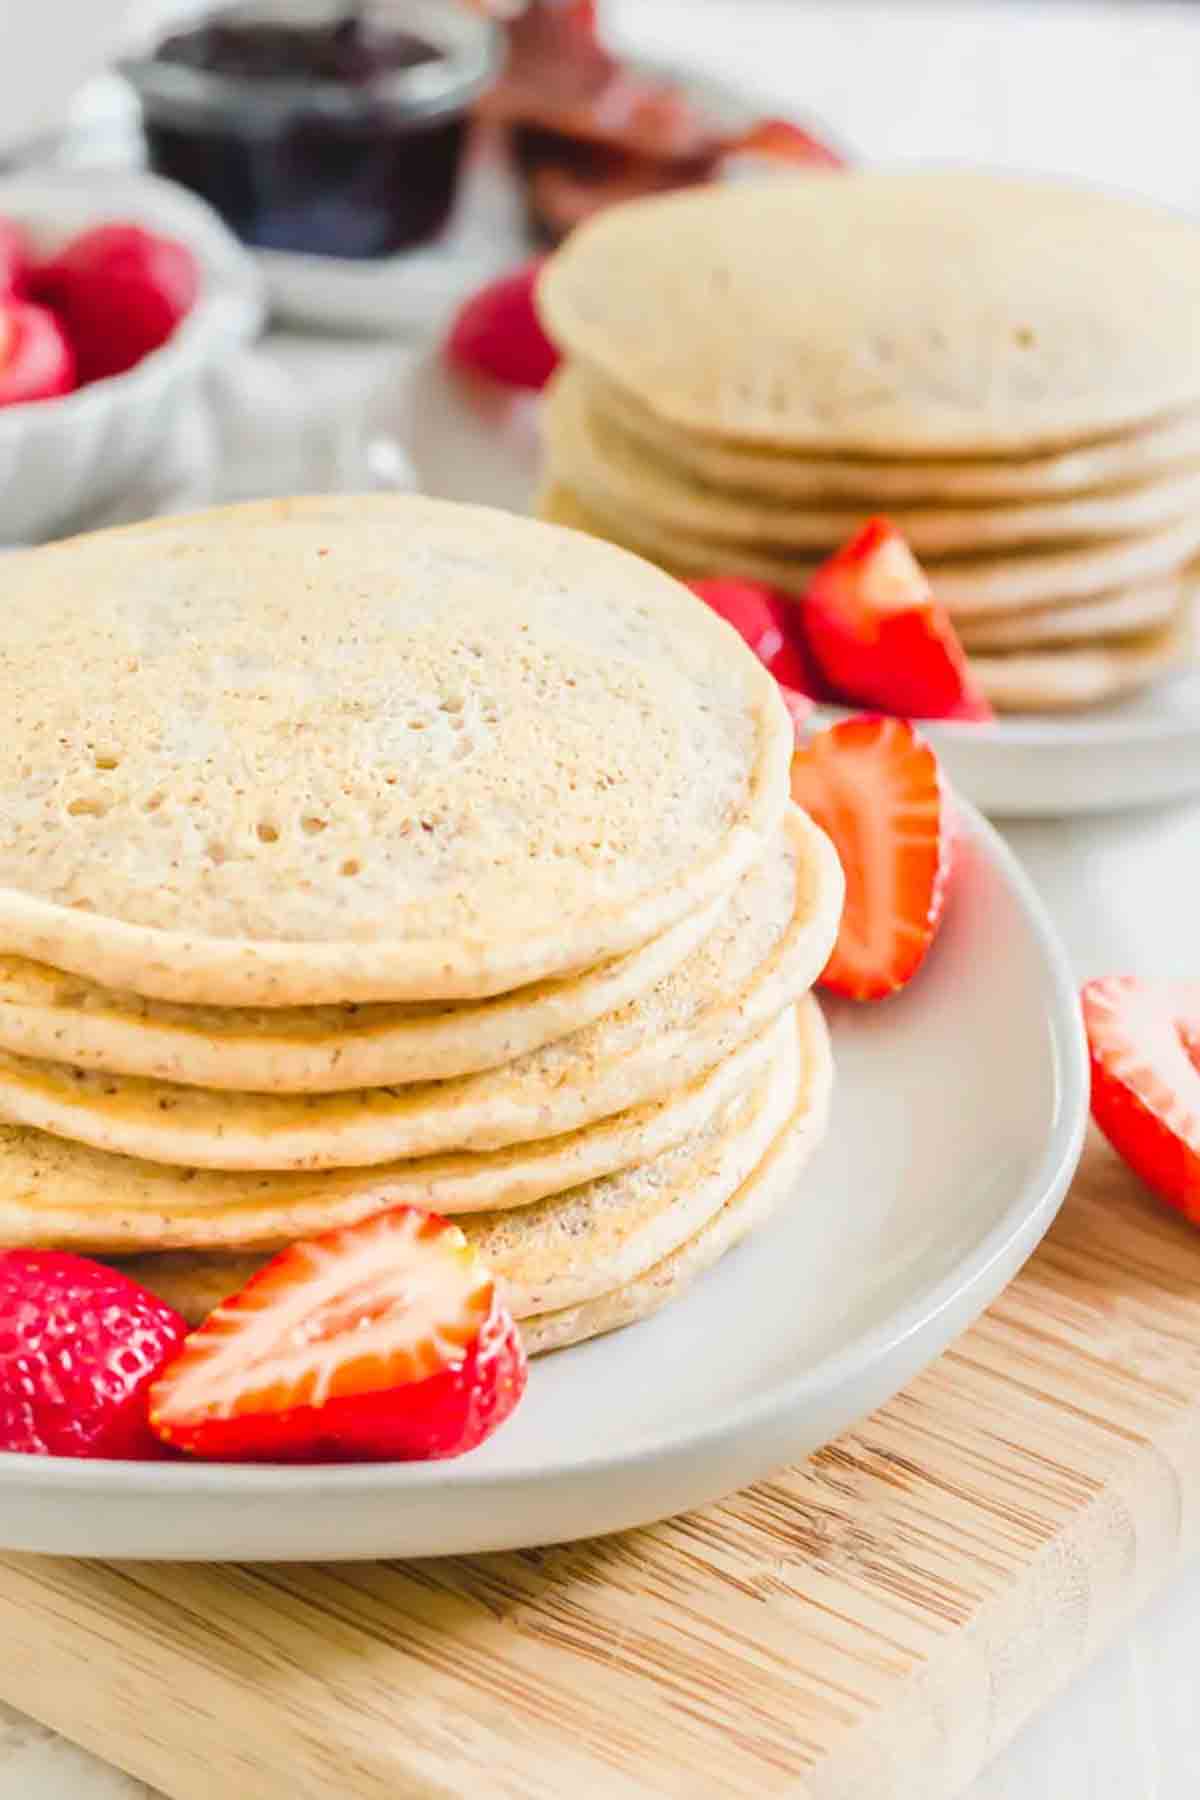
[130, 7, 495, 258]
[144, 112, 468, 259]
[159, 12, 439, 85]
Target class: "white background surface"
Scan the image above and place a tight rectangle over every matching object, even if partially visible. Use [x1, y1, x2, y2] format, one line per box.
[3, 1, 1200, 1794]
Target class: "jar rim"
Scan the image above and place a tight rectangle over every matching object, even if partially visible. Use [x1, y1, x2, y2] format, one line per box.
[121, 0, 501, 131]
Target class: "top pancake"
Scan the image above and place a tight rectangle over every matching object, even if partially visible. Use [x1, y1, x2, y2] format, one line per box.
[537, 171, 1200, 456]
[0, 495, 792, 1006]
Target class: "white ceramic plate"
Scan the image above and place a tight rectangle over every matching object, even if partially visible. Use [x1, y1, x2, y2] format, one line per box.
[363, 351, 1200, 819]
[0, 801, 1086, 1561]
[869, 684, 1200, 819]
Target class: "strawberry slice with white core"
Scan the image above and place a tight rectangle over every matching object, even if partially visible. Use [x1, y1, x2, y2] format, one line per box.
[150, 1207, 527, 1463]
[1083, 977, 1200, 1221]
[803, 517, 993, 722]
[789, 714, 954, 1001]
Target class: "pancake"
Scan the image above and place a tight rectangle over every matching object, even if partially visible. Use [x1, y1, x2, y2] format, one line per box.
[546, 369, 1200, 556]
[538, 172, 1200, 455]
[537, 478, 1200, 618]
[582, 369, 1200, 506]
[0, 889, 723, 1093]
[0, 494, 792, 1006]
[971, 618, 1190, 710]
[114, 1002, 832, 1340]
[0, 1012, 788, 1251]
[956, 578, 1186, 651]
[0, 810, 843, 1171]
[933, 518, 1200, 616]
[464, 1002, 807, 1314]
[522, 1068, 823, 1354]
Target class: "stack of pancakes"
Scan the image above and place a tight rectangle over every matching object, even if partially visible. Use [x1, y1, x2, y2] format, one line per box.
[536, 170, 1200, 711]
[0, 494, 842, 1351]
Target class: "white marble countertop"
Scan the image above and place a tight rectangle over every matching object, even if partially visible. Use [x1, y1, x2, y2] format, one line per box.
[4, 3, 1200, 1795]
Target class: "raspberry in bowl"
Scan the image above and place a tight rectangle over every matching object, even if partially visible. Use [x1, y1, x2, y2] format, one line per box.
[0, 168, 263, 544]
[31, 221, 200, 384]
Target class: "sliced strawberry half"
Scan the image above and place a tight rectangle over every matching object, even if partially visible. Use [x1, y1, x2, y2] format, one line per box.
[802, 517, 993, 722]
[150, 1208, 527, 1463]
[1083, 977, 1200, 1221]
[688, 576, 825, 724]
[445, 258, 560, 391]
[789, 714, 954, 1001]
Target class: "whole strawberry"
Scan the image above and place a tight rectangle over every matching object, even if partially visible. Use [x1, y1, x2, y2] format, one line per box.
[34, 223, 198, 383]
[687, 577, 826, 721]
[446, 259, 560, 391]
[0, 1252, 188, 1459]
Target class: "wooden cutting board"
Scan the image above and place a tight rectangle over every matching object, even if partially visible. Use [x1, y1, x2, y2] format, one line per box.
[0, 1130, 1197, 1800]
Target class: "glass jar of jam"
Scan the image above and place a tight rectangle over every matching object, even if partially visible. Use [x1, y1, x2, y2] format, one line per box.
[122, 1, 500, 259]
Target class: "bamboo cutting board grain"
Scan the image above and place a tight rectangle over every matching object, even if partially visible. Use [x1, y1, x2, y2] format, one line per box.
[0, 1131, 1198, 1800]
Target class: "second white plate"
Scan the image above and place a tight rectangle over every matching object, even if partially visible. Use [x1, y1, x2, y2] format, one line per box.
[362, 349, 1200, 819]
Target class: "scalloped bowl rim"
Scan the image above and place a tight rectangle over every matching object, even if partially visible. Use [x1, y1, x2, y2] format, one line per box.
[0, 166, 265, 435]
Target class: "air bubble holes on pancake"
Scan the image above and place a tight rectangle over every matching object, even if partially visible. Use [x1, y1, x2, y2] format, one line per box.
[0, 499, 788, 963]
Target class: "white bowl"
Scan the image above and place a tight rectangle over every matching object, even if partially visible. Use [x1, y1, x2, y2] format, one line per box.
[0, 166, 265, 543]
